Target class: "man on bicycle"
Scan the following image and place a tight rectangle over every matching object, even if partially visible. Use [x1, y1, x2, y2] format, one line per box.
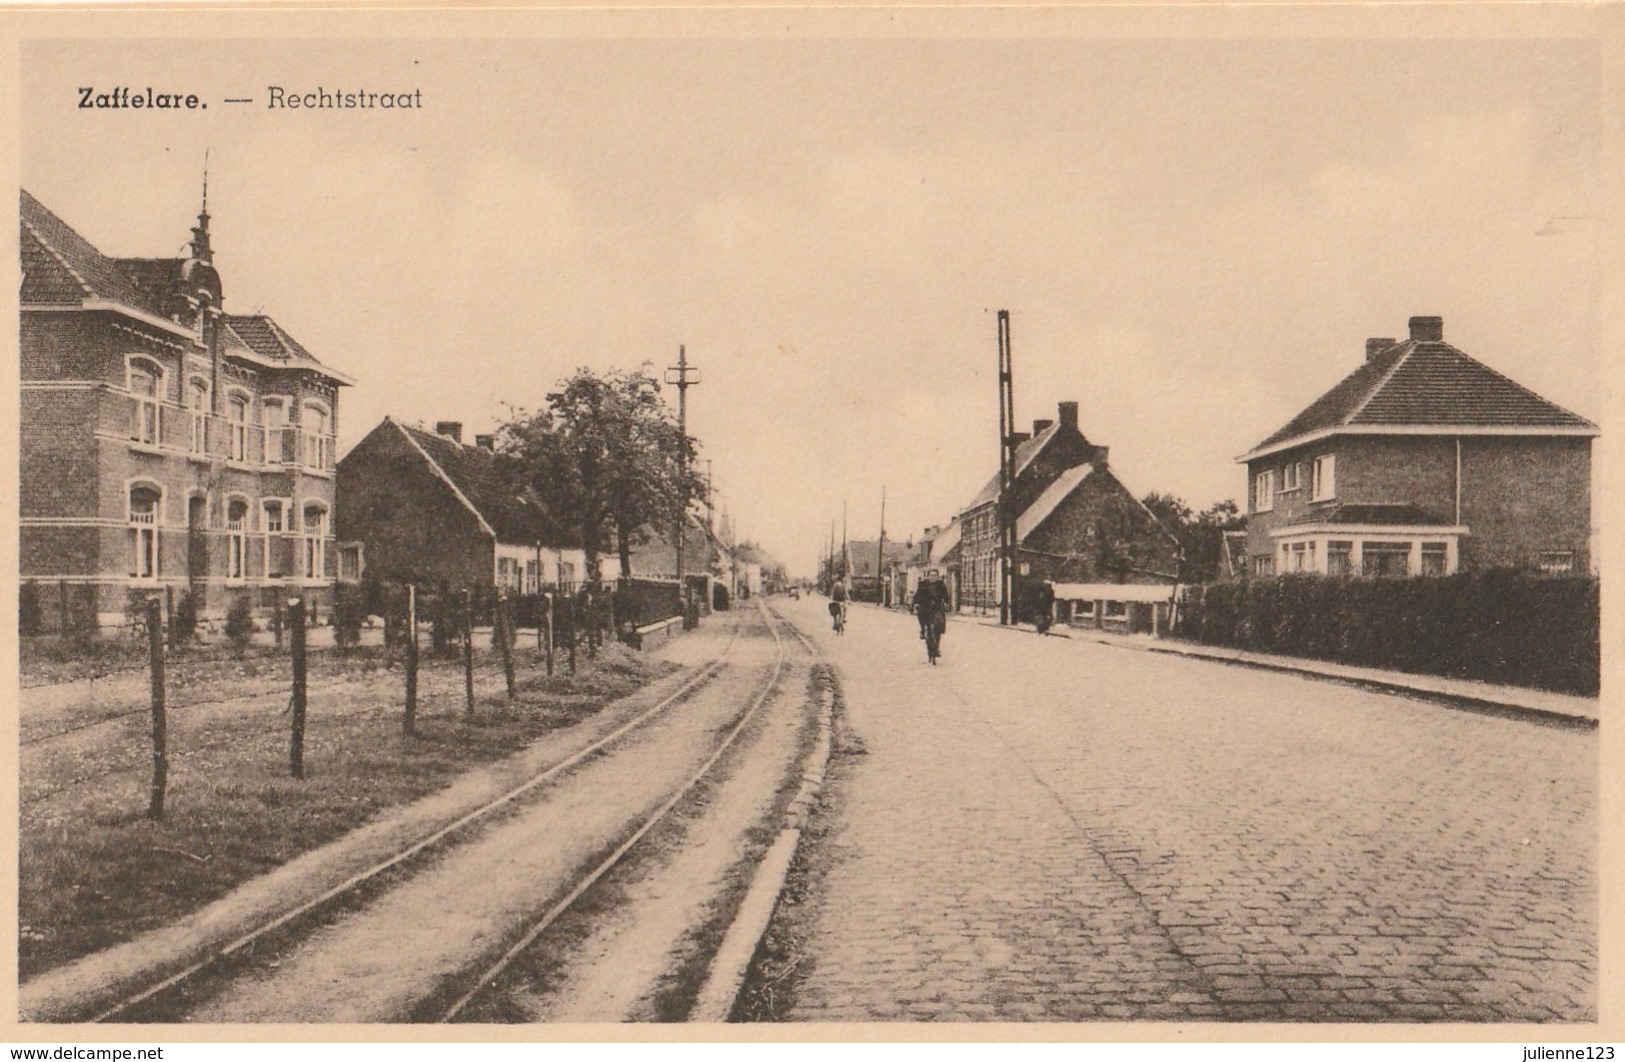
[829, 577, 848, 631]
[912, 568, 951, 645]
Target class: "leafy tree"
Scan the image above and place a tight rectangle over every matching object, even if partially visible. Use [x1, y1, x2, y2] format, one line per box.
[1141, 493, 1246, 583]
[498, 366, 706, 583]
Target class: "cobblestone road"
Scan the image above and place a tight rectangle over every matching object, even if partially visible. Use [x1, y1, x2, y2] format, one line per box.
[773, 600, 1595, 1022]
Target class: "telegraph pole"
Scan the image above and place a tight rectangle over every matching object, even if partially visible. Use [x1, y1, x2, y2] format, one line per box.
[997, 309, 1016, 625]
[665, 345, 701, 600]
[876, 485, 886, 607]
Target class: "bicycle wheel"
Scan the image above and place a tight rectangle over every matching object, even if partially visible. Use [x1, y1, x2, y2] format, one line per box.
[925, 623, 939, 664]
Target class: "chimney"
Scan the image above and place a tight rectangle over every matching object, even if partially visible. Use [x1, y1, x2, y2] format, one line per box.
[1408, 316, 1443, 343]
[474, 433, 495, 451]
[1010, 431, 1031, 448]
[1033, 418, 1054, 435]
[435, 421, 463, 444]
[1058, 401, 1079, 431]
[1366, 337, 1397, 362]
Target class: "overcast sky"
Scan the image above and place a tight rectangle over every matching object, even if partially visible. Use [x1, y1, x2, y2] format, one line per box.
[21, 22, 1606, 575]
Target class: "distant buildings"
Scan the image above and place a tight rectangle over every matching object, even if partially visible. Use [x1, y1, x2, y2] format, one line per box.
[20, 188, 351, 630]
[1238, 317, 1597, 578]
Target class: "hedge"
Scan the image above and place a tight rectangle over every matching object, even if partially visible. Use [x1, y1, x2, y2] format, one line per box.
[1171, 571, 1598, 695]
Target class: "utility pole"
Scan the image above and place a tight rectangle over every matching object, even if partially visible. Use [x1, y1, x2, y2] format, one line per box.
[876, 485, 886, 607]
[705, 458, 715, 536]
[665, 345, 701, 600]
[997, 309, 1016, 625]
[841, 500, 848, 581]
[828, 520, 835, 593]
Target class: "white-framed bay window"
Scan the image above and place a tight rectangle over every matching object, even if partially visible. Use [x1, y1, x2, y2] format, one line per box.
[1269, 525, 1464, 578]
[302, 401, 333, 471]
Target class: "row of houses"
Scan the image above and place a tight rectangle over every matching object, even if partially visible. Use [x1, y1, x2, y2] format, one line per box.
[18, 188, 754, 631]
[873, 319, 1596, 633]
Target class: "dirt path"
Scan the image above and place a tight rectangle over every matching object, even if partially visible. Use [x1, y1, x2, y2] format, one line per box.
[492, 622, 819, 1022]
[178, 610, 784, 1023]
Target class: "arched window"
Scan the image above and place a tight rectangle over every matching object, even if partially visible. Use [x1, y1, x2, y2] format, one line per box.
[128, 483, 162, 580]
[302, 503, 328, 580]
[187, 379, 209, 454]
[228, 393, 249, 462]
[226, 497, 249, 580]
[302, 401, 332, 470]
[262, 498, 287, 579]
[127, 359, 163, 445]
[262, 397, 289, 464]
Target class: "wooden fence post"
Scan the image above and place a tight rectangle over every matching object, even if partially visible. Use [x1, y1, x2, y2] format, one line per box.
[165, 585, 176, 649]
[499, 591, 516, 701]
[545, 593, 555, 677]
[290, 598, 307, 779]
[462, 588, 475, 719]
[568, 600, 578, 676]
[404, 584, 418, 735]
[272, 595, 283, 649]
[146, 598, 167, 820]
[57, 578, 69, 637]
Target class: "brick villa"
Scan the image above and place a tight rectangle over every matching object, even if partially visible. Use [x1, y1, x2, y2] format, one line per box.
[1238, 316, 1597, 578]
[19, 187, 352, 629]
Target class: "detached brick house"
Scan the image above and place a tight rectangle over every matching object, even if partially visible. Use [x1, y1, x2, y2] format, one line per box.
[20, 188, 351, 629]
[336, 418, 572, 593]
[956, 400, 1179, 625]
[1238, 316, 1597, 578]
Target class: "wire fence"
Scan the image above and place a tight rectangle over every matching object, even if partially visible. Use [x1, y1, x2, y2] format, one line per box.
[20, 577, 691, 820]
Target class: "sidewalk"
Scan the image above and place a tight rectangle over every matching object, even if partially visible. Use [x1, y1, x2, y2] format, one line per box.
[945, 609, 1597, 726]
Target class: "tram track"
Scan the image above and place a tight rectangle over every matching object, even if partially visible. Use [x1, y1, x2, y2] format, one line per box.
[38, 602, 826, 1025]
[23, 616, 746, 1024]
[433, 600, 796, 1023]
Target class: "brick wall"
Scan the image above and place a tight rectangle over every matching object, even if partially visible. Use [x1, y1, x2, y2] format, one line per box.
[1460, 436, 1591, 570]
[335, 422, 495, 589]
[1023, 469, 1179, 584]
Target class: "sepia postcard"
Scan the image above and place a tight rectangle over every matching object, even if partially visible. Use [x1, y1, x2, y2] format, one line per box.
[1, 1, 1621, 1050]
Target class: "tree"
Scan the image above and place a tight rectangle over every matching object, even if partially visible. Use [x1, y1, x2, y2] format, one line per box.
[497, 366, 706, 583]
[1141, 493, 1245, 583]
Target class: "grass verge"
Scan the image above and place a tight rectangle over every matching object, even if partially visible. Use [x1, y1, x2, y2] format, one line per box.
[20, 642, 672, 980]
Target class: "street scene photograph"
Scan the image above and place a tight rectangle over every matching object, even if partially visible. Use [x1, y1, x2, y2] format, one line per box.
[8, 5, 1613, 1039]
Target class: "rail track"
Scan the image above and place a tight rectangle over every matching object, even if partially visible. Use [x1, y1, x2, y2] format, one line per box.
[436, 601, 794, 1022]
[52, 604, 814, 1025]
[41, 616, 749, 1024]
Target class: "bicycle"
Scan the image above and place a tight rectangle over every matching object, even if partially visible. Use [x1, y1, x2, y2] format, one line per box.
[923, 611, 944, 664]
[829, 599, 846, 635]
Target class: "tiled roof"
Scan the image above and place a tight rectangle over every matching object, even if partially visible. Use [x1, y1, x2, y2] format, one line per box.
[1285, 502, 1452, 527]
[20, 189, 349, 384]
[965, 422, 1061, 510]
[20, 189, 163, 312]
[398, 422, 550, 545]
[1016, 464, 1093, 541]
[1248, 337, 1595, 455]
[845, 538, 912, 578]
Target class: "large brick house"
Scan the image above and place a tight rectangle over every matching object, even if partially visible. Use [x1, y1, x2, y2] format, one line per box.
[20, 188, 351, 630]
[1237, 316, 1597, 578]
[335, 418, 578, 594]
[956, 400, 1180, 622]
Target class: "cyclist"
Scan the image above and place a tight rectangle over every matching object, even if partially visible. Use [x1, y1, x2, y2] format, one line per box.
[829, 577, 848, 632]
[912, 569, 951, 650]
